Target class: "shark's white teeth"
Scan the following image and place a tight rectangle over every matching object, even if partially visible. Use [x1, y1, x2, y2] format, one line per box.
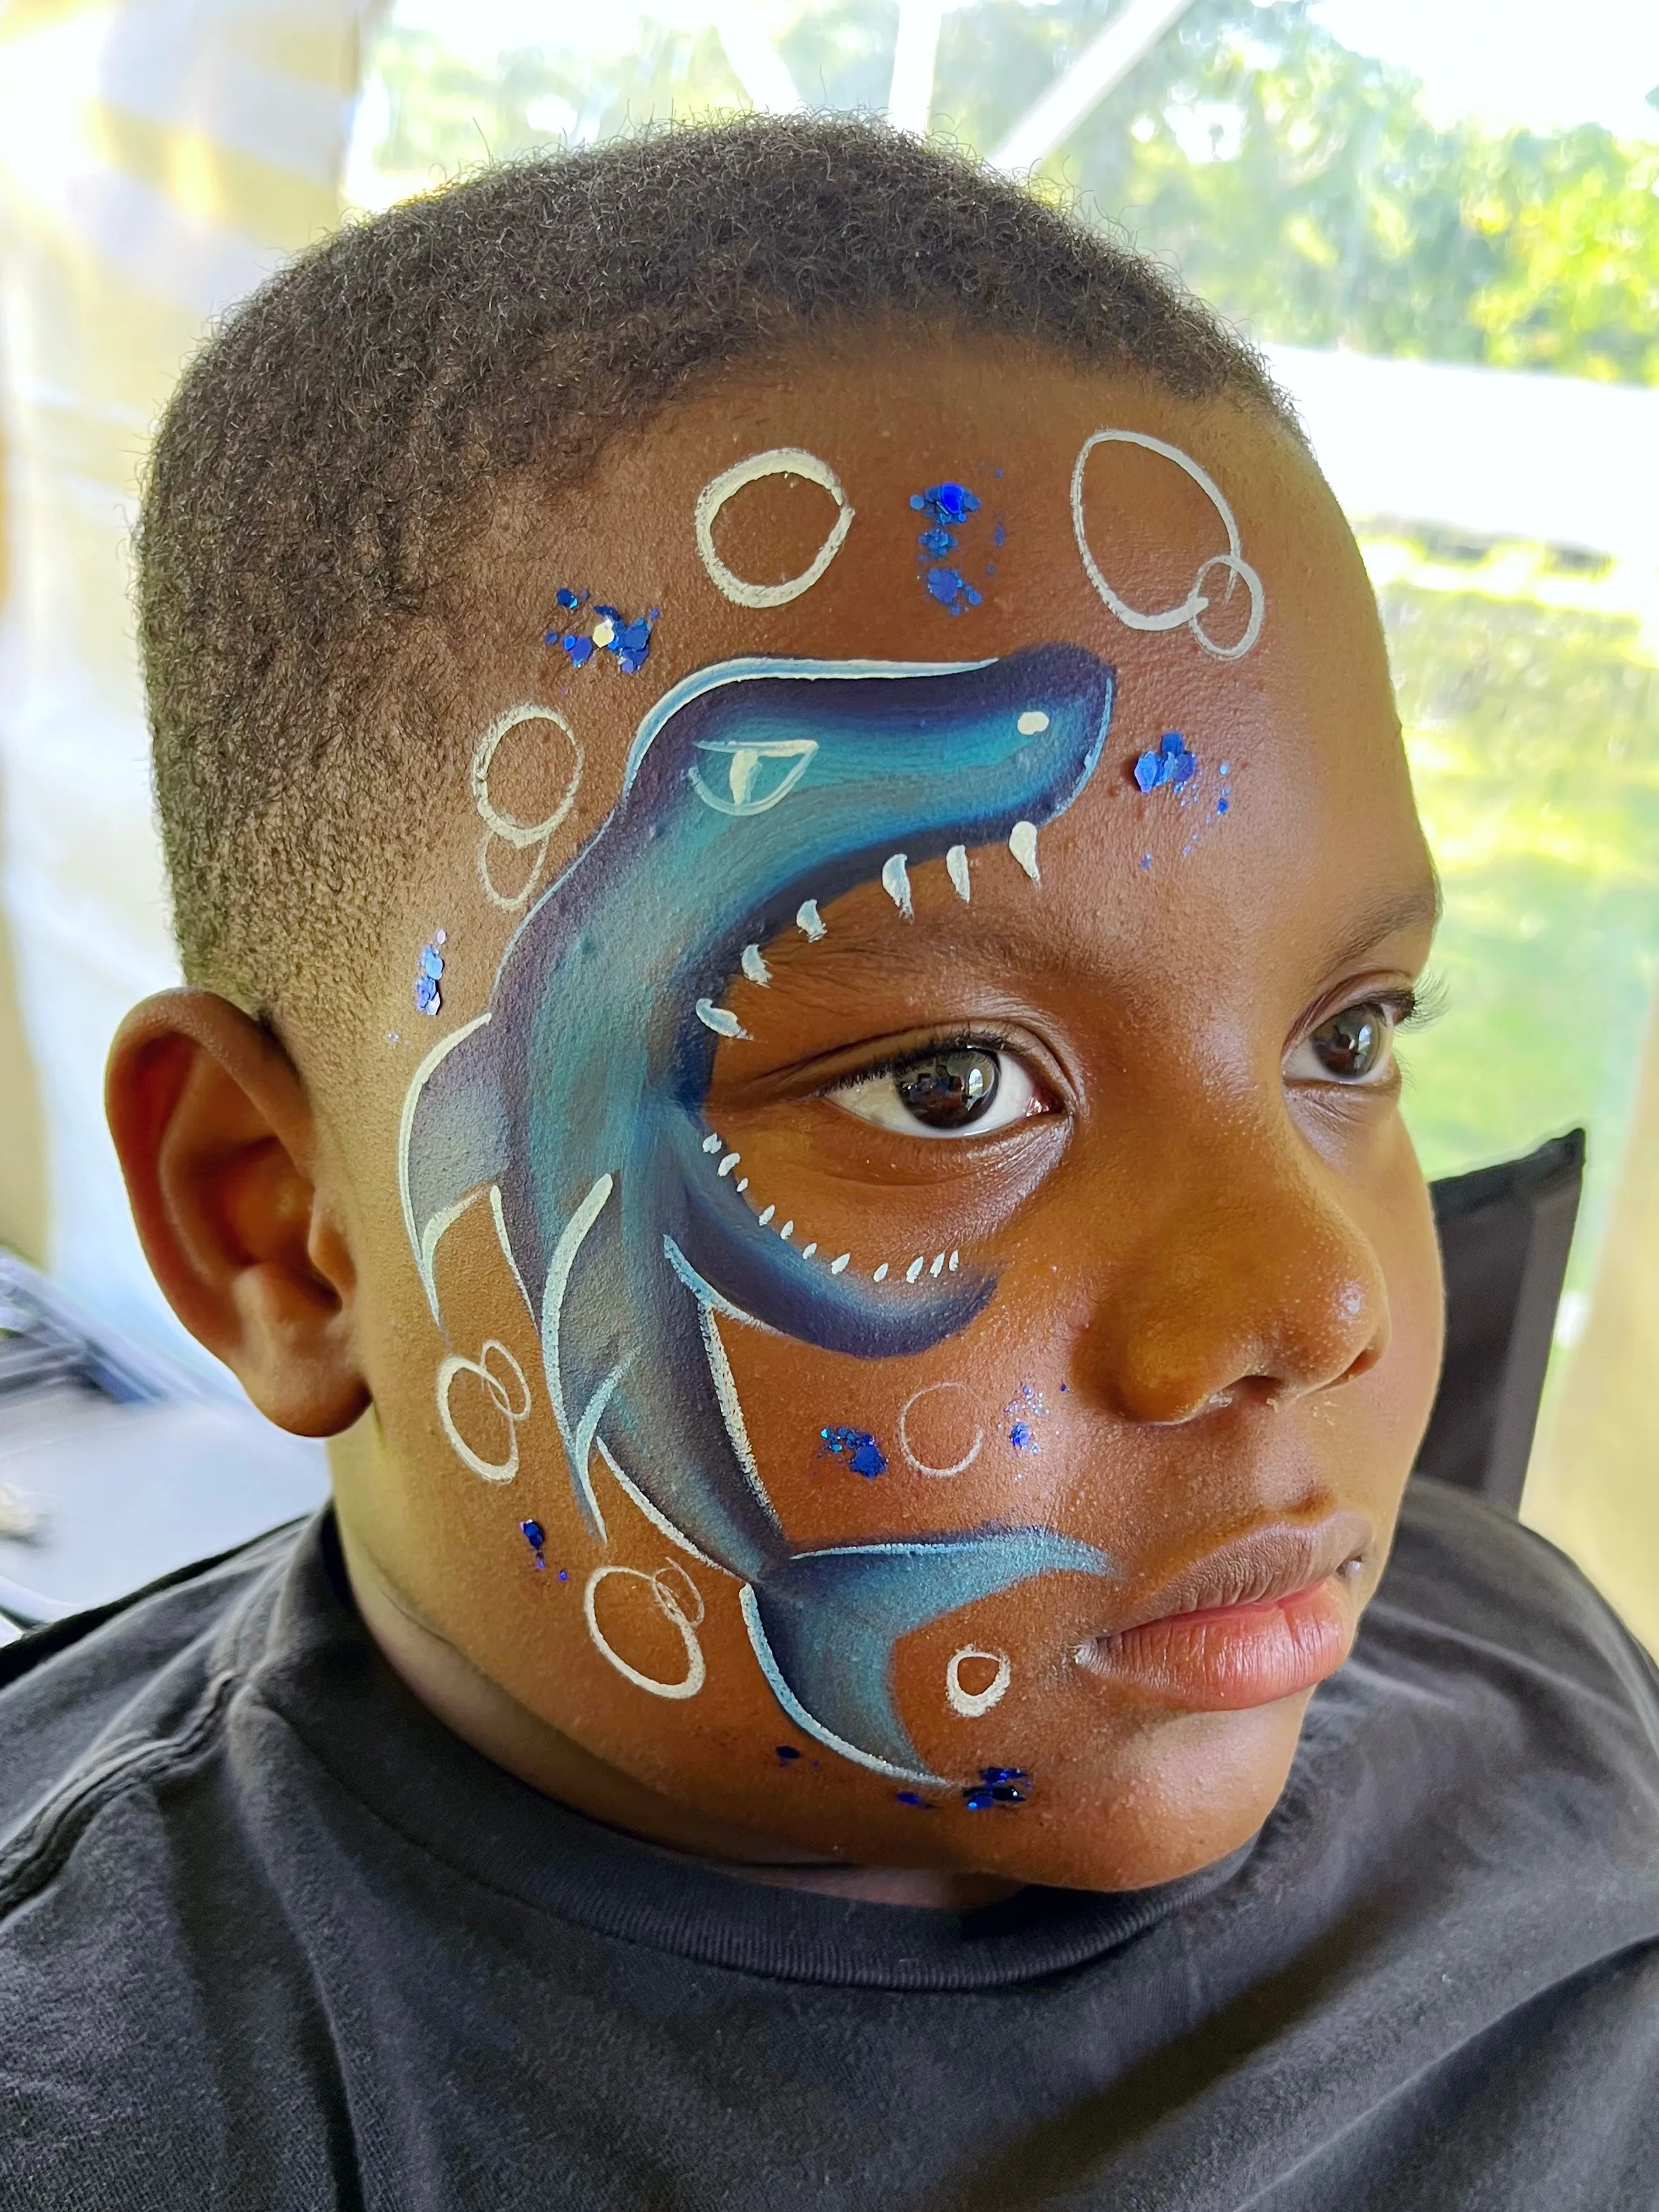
[930, 1251, 946, 1277]
[736, 1178, 748, 1192]
[946, 844, 971, 902]
[1017, 709, 1050, 735]
[702, 1132, 722, 1153]
[830, 1253, 851, 1274]
[905, 1255, 925, 1283]
[1008, 821, 1040, 883]
[880, 852, 913, 921]
[696, 998, 750, 1039]
[758, 1204, 776, 1225]
[718, 1153, 741, 1177]
[741, 942, 771, 987]
[801, 1241, 817, 1259]
[873, 1263, 890, 1283]
[780, 1220, 795, 1240]
[796, 900, 826, 941]
[948, 1249, 960, 1271]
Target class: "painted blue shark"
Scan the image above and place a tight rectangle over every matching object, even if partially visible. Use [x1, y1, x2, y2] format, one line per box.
[399, 646, 1120, 1782]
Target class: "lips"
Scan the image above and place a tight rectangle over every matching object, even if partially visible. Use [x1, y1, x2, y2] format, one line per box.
[1072, 1513, 1371, 1713]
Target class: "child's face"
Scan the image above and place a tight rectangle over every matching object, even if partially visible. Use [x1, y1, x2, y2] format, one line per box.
[321, 335, 1442, 1891]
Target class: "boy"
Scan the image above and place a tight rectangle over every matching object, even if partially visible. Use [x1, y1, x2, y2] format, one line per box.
[3, 117, 1656, 2208]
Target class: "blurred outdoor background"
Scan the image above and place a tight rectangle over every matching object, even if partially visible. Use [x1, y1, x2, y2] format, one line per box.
[1, 0, 1658, 1632]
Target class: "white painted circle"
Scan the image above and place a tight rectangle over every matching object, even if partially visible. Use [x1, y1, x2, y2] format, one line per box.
[1070, 427, 1265, 662]
[693, 447, 855, 610]
[1016, 710, 1050, 736]
[470, 703, 583, 845]
[436, 1338, 531, 1483]
[947, 1645, 1011, 1719]
[470, 704, 584, 912]
[898, 1381, 985, 1479]
[584, 1564, 707, 1699]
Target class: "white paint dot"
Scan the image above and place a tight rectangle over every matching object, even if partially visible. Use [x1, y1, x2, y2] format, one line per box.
[1017, 710, 1049, 736]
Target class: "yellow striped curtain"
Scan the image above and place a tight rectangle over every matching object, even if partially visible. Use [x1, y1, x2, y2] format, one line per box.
[0, 0, 378, 1355]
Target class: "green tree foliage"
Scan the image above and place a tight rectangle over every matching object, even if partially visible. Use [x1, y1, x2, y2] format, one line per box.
[365, 0, 1659, 385]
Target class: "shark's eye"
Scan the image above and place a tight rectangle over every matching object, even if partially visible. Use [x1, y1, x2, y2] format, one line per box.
[828, 1047, 1048, 1139]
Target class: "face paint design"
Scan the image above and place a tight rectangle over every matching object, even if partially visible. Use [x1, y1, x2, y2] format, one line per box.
[401, 646, 1119, 1782]
[693, 448, 855, 609]
[1072, 428, 1265, 661]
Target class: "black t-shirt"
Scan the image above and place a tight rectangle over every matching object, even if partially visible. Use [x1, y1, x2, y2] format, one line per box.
[1, 1477, 1656, 2210]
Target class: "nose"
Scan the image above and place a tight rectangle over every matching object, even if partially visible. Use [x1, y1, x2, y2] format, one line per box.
[1078, 1118, 1390, 1426]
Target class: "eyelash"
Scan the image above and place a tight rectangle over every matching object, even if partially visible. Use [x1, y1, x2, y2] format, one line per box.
[816, 978, 1444, 1106]
[824, 1026, 1019, 1094]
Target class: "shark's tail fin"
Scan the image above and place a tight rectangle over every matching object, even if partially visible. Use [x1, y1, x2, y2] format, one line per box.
[741, 1526, 1115, 1784]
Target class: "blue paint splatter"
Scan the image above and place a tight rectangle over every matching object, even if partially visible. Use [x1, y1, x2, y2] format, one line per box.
[895, 1790, 934, 1808]
[414, 928, 446, 1016]
[1009, 1421, 1035, 1452]
[918, 525, 956, 557]
[775, 1744, 802, 1765]
[519, 1517, 547, 1571]
[963, 1765, 1030, 1809]
[1133, 730, 1198, 794]
[819, 1424, 888, 1478]
[546, 591, 659, 675]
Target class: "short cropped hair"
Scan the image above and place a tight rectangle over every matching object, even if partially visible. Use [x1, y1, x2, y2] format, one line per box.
[137, 113, 1293, 1024]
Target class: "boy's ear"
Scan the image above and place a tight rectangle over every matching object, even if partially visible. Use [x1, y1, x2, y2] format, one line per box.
[106, 989, 369, 1438]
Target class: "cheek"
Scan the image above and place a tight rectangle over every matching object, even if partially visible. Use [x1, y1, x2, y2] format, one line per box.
[727, 1283, 1076, 1549]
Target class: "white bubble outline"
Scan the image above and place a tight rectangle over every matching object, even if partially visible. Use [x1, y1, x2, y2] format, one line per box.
[693, 447, 855, 610]
[436, 1338, 532, 1483]
[470, 703, 584, 912]
[898, 1380, 985, 1479]
[946, 1645, 1012, 1719]
[584, 1562, 708, 1699]
[1070, 428, 1265, 662]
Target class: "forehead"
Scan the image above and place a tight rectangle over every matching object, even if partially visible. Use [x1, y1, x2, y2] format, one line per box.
[463, 335, 1425, 1003]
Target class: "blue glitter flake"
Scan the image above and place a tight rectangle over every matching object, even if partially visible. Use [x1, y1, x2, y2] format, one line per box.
[925, 565, 983, 614]
[413, 930, 446, 1016]
[1003, 1383, 1049, 1454]
[519, 1518, 547, 1572]
[963, 1764, 1030, 1810]
[895, 1790, 933, 1808]
[910, 481, 997, 613]
[818, 1424, 888, 1478]
[1132, 729, 1199, 795]
[549, 592, 659, 675]
[911, 481, 980, 527]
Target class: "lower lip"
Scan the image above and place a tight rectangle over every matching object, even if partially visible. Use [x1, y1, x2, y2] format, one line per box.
[1077, 1577, 1356, 1711]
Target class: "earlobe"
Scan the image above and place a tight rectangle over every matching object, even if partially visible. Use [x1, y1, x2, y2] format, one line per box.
[105, 988, 369, 1437]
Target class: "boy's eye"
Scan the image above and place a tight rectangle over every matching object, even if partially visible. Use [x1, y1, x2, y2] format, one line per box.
[828, 1047, 1048, 1138]
[1287, 1002, 1399, 1086]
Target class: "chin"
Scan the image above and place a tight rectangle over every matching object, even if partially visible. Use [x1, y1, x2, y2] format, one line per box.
[940, 1693, 1313, 1895]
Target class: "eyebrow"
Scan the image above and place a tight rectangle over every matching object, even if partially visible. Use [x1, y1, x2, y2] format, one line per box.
[1316, 874, 1443, 979]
